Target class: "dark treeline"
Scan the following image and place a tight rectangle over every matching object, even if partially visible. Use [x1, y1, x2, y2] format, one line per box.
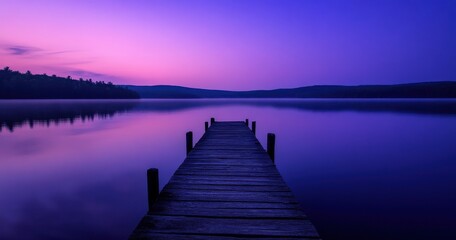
[0, 67, 139, 99]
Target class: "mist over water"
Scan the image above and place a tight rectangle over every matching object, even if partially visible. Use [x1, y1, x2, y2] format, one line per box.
[1, 99, 455, 240]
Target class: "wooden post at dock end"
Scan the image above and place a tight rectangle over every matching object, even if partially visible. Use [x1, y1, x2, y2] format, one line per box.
[267, 133, 276, 163]
[205, 122, 209, 132]
[186, 131, 193, 155]
[252, 121, 256, 135]
[210, 117, 215, 125]
[147, 168, 159, 212]
[245, 119, 249, 126]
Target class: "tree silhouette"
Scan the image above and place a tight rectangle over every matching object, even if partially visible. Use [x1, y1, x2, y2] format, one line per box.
[0, 67, 139, 99]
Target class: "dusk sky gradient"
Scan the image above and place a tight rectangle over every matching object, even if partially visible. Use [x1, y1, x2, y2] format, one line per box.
[1, 0, 455, 90]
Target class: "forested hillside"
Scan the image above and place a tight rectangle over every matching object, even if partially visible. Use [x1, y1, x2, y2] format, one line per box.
[0, 67, 139, 99]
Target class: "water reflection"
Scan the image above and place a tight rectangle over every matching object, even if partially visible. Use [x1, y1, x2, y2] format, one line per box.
[0, 99, 455, 240]
[4, 173, 143, 240]
[0, 100, 138, 132]
[2, 99, 455, 132]
[129, 99, 456, 115]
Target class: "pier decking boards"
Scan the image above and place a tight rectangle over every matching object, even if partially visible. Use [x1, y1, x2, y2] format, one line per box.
[130, 121, 320, 239]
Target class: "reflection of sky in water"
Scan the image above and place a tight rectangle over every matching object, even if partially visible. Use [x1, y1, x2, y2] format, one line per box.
[0, 99, 456, 240]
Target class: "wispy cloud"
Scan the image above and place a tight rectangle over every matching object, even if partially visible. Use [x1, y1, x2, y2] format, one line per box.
[46, 50, 79, 56]
[1, 42, 126, 83]
[6, 45, 41, 55]
[2, 42, 95, 68]
[59, 60, 95, 66]
[2, 43, 79, 57]
[68, 70, 107, 79]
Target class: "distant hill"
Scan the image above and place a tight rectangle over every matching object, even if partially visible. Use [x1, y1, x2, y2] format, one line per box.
[125, 85, 238, 98]
[126, 81, 456, 98]
[1, 66, 454, 99]
[0, 67, 139, 99]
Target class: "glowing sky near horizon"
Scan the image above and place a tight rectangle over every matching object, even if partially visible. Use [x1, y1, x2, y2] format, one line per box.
[0, 0, 455, 90]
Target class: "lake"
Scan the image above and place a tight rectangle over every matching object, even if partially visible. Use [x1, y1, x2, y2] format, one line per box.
[1, 99, 455, 240]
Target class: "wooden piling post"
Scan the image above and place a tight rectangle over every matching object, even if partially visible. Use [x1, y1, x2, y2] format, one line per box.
[210, 117, 215, 125]
[147, 168, 159, 212]
[245, 119, 249, 126]
[205, 122, 209, 132]
[252, 121, 256, 135]
[186, 131, 193, 155]
[267, 133, 276, 163]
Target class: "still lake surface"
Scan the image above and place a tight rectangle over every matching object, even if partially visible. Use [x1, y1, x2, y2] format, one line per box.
[1, 99, 455, 240]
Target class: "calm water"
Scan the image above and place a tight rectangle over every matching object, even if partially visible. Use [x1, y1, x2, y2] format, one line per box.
[1, 99, 456, 240]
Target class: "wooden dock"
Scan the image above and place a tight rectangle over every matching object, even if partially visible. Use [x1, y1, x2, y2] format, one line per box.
[130, 120, 320, 239]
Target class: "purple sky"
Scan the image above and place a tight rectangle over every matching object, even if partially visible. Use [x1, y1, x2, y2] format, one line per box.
[0, 0, 455, 90]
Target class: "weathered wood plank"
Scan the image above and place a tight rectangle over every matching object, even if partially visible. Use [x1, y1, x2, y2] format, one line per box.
[174, 171, 281, 178]
[159, 189, 298, 203]
[134, 215, 319, 238]
[151, 205, 307, 219]
[182, 160, 271, 165]
[165, 183, 291, 192]
[168, 179, 288, 187]
[130, 232, 320, 240]
[170, 174, 284, 182]
[151, 200, 301, 210]
[178, 164, 277, 171]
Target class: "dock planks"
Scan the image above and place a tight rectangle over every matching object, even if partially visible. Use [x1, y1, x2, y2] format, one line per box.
[130, 121, 320, 239]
